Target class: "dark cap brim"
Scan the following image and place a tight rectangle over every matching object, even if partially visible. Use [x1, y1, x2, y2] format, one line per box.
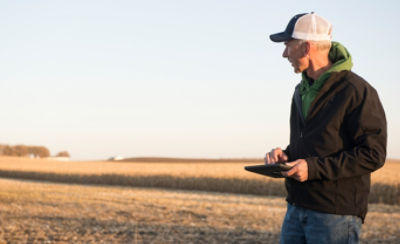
[269, 32, 293, 42]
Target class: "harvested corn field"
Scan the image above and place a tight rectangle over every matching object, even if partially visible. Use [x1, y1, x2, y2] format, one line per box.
[0, 178, 399, 243]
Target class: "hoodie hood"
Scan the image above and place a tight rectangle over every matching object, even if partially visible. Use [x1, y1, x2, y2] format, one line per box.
[327, 41, 353, 73]
[300, 42, 353, 118]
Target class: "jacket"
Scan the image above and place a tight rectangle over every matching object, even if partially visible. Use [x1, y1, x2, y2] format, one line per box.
[284, 70, 387, 221]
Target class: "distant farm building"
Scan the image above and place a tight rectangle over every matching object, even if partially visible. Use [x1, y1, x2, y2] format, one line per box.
[109, 156, 125, 161]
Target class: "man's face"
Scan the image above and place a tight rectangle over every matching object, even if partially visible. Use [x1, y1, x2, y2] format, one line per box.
[282, 40, 309, 73]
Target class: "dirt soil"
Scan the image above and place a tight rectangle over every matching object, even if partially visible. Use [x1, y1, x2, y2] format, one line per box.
[0, 178, 399, 243]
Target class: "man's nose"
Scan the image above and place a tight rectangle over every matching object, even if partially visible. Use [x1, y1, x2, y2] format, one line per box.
[282, 47, 288, 58]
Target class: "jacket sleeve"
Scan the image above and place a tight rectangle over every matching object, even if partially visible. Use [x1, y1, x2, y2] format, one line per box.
[306, 85, 387, 181]
[283, 146, 292, 162]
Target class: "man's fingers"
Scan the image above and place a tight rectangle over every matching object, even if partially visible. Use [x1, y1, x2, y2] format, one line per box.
[269, 152, 276, 163]
[273, 151, 279, 162]
[265, 153, 273, 164]
[285, 161, 297, 167]
[282, 160, 299, 177]
[264, 147, 288, 164]
[274, 147, 281, 162]
[282, 159, 308, 182]
[282, 167, 296, 177]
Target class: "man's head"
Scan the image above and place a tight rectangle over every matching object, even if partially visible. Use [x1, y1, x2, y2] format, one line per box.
[270, 13, 333, 75]
[282, 39, 331, 73]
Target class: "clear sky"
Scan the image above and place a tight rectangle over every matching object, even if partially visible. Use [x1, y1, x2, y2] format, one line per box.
[1, 0, 399, 160]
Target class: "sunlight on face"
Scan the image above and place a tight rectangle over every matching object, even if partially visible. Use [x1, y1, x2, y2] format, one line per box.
[282, 40, 309, 73]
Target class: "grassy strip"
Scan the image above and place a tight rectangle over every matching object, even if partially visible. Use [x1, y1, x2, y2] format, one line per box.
[0, 170, 399, 205]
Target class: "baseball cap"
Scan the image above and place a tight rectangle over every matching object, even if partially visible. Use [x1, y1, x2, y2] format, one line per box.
[270, 12, 332, 42]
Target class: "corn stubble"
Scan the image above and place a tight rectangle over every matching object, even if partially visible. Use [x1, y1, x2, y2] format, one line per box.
[0, 178, 399, 243]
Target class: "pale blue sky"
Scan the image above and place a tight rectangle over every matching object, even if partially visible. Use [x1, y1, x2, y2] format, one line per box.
[1, 0, 399, 160]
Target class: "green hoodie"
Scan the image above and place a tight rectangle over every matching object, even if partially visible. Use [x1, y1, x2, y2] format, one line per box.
[300, 42, 353, 118]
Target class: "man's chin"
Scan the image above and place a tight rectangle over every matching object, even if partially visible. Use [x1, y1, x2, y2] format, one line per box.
[289, 63, 301, 73]
[293, 68, 301, 73]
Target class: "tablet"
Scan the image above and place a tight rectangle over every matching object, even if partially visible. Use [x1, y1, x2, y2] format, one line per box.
[244, 163, 292, 178]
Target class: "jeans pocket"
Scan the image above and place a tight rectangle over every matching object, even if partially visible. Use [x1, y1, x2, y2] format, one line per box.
[347, 216, 362, 244]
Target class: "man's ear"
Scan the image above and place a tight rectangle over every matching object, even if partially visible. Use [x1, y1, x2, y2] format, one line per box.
[302, 41, 311, 57]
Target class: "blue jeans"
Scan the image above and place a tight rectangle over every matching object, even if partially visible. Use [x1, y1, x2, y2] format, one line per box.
[280, 203, 362, 244]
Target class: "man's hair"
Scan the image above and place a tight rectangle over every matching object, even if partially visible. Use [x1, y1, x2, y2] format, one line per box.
[296, 39, 331, 52]
[313, 40, 331, 51]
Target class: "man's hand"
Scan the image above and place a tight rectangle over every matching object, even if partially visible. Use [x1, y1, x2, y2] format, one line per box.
[281, 159, 308, 182]
[264, 147, 288, 164]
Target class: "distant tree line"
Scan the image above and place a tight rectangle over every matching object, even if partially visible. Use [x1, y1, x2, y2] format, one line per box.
[0, 144, 70, 158]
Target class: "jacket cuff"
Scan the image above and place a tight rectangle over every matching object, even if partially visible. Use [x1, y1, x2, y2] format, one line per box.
[283, 147, 291, 161]
[305, 156, 320, 180]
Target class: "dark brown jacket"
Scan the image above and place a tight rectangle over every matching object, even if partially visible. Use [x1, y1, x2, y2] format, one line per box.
[284, 70, 387, 221]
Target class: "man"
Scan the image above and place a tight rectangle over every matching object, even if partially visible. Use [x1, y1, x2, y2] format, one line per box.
[265, 13, 387, 243]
